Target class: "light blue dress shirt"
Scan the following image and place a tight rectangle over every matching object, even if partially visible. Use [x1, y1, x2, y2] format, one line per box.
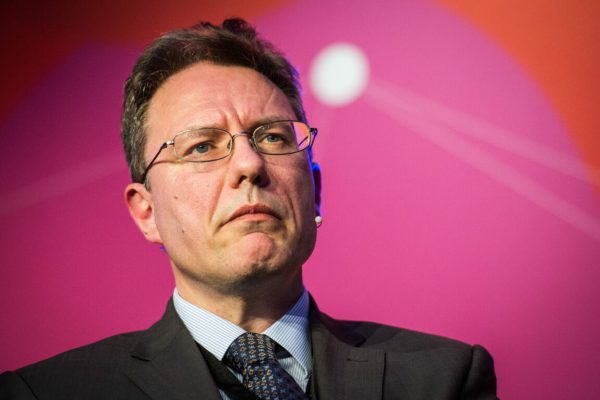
[173, 288, 312, 399]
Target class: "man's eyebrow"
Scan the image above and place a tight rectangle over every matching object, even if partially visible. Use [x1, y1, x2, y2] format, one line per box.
[180, 115, 294, 133]
[248, 116, 295, 130]
[184, 115, 295, 133]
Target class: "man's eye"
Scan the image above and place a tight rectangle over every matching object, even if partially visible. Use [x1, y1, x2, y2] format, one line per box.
[257, 130, 291, 145]
[264, 134, 283, 143]
[193, 143, 211, 153]
[180, 140, 216, 157]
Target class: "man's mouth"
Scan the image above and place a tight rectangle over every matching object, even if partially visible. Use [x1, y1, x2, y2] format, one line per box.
[227, 204, 281, 223]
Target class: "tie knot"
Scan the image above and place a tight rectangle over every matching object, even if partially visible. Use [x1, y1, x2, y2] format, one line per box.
[224, 332, 277, 372]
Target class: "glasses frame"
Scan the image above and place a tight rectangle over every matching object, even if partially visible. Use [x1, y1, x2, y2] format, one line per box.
[139, 120, 318, 183]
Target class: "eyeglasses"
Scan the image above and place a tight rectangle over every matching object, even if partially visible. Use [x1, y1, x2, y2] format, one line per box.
[139, 120, 317, 183]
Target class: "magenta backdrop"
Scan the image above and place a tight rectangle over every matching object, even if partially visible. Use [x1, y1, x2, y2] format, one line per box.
[1, 1, 599, 399]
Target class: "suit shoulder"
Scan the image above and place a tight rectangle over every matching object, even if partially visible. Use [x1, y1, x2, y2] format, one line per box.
[2, 331, 147, 398]
[15, 330, 142, 376]
[316, 314, 498, 399]
[323, 313, 474, 352]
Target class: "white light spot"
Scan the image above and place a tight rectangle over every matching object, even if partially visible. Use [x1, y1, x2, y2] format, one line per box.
[309, 42, 370, 107]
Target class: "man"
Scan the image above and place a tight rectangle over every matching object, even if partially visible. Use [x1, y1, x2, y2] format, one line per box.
[0, 19, 497, 399]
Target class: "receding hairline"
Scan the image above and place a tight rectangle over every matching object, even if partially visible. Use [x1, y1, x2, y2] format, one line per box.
[142, 61, 301, 134]
[139, 61, 303, 169]
[121, 18, 308, 184]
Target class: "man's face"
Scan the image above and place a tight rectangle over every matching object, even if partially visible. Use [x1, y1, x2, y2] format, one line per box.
[131, 63, 319, 293]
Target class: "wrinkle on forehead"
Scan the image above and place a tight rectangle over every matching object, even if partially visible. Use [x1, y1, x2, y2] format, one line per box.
[147, 63, 294, 138]
[199, 72, 292, 130]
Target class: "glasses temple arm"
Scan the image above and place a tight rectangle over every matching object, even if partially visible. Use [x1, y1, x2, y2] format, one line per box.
[139, 141, 171, 183]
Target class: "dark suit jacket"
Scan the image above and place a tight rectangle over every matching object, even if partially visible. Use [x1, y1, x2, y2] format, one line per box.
[0, 299, 497, 399]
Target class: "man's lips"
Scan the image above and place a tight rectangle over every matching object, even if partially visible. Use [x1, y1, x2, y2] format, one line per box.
[227, 204, 281, 223]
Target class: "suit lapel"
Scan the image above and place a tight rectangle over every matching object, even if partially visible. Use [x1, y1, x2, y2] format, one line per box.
[126, 300, 221, 400]
[124, 297, 386, 400]
[310, 300, 385, 400]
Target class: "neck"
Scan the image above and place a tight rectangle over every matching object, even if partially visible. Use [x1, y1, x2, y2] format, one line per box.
[174, 269, 304, 333]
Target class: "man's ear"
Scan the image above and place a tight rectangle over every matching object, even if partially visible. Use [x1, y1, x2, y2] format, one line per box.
[312, 162, 322, 214]
[124, 183, 162, 244]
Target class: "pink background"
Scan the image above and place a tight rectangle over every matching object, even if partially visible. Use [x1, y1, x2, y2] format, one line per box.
[2, 1, 600, 399]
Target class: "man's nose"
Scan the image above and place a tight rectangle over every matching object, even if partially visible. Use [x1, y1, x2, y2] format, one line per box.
[226, 133, 269, 188]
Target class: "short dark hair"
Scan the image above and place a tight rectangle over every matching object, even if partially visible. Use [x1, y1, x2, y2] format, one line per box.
[121, 18, 306, 184]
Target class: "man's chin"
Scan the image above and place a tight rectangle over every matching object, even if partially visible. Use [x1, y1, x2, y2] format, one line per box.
[232, 235, 282, 269]
[224, 236, 294, 276]
[235, 230, 280, 252]
[208, 260, 294, 295]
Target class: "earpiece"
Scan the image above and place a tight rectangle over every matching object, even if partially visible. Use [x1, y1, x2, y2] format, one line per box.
[315, 215, 323, 227]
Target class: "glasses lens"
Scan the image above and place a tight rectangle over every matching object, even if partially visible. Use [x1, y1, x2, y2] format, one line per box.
[253, 121, 312, 155]
[173, 129, 231, 162]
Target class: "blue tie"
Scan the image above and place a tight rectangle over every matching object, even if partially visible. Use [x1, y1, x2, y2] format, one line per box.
[223, 332, 309, 400]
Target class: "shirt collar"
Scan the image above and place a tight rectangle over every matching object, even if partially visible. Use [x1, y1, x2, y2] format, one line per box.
[172, 288, 312, 373]
[263, 289, 312, 372]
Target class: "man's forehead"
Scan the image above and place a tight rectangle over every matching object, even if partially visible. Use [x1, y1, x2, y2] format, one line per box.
[152, 62, 281, 103]
[179, 115, 298, 132]
[145, 63, 295, 139]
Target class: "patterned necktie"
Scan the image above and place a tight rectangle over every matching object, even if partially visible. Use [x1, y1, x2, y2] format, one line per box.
[223, 332, 309, 400]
